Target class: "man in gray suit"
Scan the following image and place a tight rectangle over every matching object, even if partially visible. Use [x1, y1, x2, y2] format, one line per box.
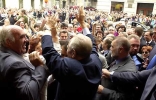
[96, 36, 137, 100]
[0, 25, 49, 100]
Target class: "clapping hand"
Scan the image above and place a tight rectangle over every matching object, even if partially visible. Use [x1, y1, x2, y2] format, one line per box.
[47, 14, 58, 28]
[76, 6, 85, 25]
[29, 51, 44, 67]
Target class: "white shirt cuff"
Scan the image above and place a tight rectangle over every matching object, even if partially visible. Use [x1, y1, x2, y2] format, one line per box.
[82, 28, 91, 35]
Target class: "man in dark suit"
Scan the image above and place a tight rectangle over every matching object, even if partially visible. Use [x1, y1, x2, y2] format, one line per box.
[0, 25, 49, 100]
[144, 31, 155, 48]
[102, 68, 156, 100]
[149, 45, 156, 61]
[96, 36, 137, 100]
[41, 6, 102, 100]
[128, 34, 145, 71]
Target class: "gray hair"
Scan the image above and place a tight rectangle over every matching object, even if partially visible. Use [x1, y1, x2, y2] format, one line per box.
[68, 34, 92, 58]
[0, 27, 14, 47]
[114, 36, 130, 52]
[127, 34, 140, 41]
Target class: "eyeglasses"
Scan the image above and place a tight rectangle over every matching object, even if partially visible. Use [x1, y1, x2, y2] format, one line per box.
[142, 51, 149, 54]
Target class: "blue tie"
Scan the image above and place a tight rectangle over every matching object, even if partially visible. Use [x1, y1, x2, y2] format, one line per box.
[133, 55, 141, 66]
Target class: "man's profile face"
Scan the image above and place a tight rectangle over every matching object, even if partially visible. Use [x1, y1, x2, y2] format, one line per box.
[144, 32, 151, 41]
[110, 40, 119, 59]
[10, 27, 28, 55]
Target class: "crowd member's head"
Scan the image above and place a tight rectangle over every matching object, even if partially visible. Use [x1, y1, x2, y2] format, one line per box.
[126, 28, 133, 35]
[86, 18, 92, 24]
[128, 34, 140, 56]
[72, 19, 78, 25]
[95, 30, 104, 41]
[108, 26, 115, 34]
[117, 25, 126, 33]
[61, 22, 68, 30]
[67, 34, 92, 59]
[134, 27, 143, 37]
[73, 24, 79, 33]
[111, 36, 130, 60]
[0, 25, 28, 55]
[102, 38, 112, 51]
[59, 30, 68, 40]
[68, 24, 73, 32]
[19, 21, 25, 29]
[141, 46, 152, 60]
[94, 36, 102, 51]
[118, 32, 128, 38]
[115, 24, 120, 30]
[105, 34, 115, 41]
[59, 40, 69, 57]
[95, 23, 101, 32]
[20, 9, 27, 16]
[144, 30, 153, 42]
[104, 30, 109, 38]
[28, 36, 42, 54]
[34, 23, 40, 32]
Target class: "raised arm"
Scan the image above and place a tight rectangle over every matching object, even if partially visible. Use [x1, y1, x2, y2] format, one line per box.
[76, 6, 98, 55]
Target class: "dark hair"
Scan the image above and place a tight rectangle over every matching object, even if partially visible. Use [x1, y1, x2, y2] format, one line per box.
[59, 30, 68, 36]
[59, 40, 69, 51]
[61, 22, 68, 28]
[21, 9, 27, 15]
[34, 23, 40, 28]
[134, 27, 143, 37]
[146, 30, 154, 37]
[104, 38, 112, 49]
[117, 25, 126, 32]
[95, 30, 104, 37]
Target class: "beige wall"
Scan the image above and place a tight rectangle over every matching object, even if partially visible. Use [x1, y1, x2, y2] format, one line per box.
[124, 0, 156, 15]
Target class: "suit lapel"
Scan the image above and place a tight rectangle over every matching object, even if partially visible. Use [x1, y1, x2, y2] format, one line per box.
[6, 49, 35, 70]
[109, 56, 130, 72]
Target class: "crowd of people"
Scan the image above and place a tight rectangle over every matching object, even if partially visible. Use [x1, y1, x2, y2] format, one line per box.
[0, 5, 156, 100]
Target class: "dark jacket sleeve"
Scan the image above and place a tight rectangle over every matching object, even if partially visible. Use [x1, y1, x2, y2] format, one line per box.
[42, 35, 70, 80]
[100, 88, 131, 100]
[6, 61, 49, 100]
[112, 69, 152, 86]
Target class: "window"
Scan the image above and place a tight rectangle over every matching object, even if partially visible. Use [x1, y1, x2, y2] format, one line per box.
[128, 4, 132, 8]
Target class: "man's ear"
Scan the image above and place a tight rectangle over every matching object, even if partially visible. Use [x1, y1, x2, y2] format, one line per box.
[71, 49, 76, 58]
[5, 39, 11, 46]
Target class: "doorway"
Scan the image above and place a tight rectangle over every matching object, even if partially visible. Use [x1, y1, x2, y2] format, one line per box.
[137, 3, 154, 16]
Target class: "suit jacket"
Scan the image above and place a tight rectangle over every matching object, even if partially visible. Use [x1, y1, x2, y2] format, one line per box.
[139, 37, 147, 53]
[148, 40, 155, 48]
[149, 45, 156, 61]
[0, 47, 49, 100]
[112, 68, 156, 100]
[42, 34, 102, 100]
[99, 55, 137, 100]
